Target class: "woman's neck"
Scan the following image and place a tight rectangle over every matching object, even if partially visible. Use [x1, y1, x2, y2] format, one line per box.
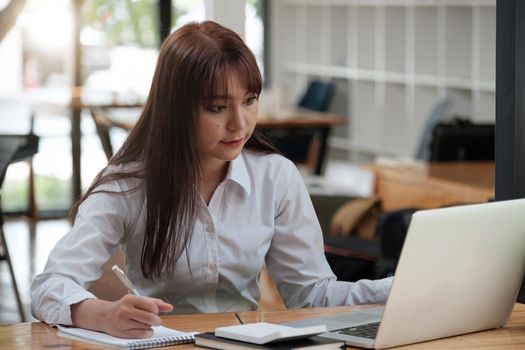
[198, 159, 229, 205]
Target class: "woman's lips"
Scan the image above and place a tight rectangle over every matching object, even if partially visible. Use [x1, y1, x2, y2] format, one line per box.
[221, 138, 244, 147]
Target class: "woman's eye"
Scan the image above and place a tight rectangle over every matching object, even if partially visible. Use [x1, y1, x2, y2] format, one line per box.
[245, 95, 257, 105]
[207, 104, 227, 112]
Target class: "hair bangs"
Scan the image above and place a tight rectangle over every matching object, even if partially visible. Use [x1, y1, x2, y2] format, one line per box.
[202, 60, 230, 104]
[202, 54, 261, 105]
[227, 52, 262, 95]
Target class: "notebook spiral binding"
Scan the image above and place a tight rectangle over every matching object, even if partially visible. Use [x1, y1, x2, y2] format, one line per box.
[128, 334, 195, 349]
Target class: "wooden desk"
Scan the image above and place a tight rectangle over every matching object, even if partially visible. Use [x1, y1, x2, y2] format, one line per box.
[239, 304, 525, 350]
[3, 304, 525, 349]
[26, 87, 144, 201]
[0, 312, 240, 350]
[367, 162, 495, 211]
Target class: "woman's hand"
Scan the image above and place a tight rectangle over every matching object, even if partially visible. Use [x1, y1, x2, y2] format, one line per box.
[71, 295, 174, 338]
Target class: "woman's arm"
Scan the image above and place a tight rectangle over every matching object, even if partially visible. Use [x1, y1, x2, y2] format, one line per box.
[265, 163, 392, 307]
[31, 177, 153, 326]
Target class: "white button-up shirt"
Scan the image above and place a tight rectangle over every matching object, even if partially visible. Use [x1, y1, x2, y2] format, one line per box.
[31, 151, 392, 325]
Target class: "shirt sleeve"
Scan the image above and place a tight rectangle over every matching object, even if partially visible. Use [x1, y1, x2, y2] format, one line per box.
[265, 163, 393, 307]
[30, 179, 137, 325]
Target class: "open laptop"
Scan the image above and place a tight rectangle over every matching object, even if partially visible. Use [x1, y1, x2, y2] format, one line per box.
[285, 199, 525, 349]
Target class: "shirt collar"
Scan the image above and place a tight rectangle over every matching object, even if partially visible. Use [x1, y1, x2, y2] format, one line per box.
[226, 152, 251, 196]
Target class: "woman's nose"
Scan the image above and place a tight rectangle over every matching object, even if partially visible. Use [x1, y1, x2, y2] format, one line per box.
[227, 106, 246, 131]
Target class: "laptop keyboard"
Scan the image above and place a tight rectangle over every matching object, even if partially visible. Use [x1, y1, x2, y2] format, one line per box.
[334, 322, 380, 339]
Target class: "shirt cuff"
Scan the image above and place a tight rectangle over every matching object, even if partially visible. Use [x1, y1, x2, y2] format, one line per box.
[376, 276, 394, 303]
[54, 290, 97, 326]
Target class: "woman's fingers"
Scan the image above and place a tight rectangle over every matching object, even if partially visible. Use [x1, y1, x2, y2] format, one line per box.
[129, 296, 159, 313]
[119, 295, 174, 326]
[151, 298, 174, 312]
[109, 307, 157, 338]
[128, 295, 174, 314]
[101, 295, 174, 338]
[127, 307, 162, 326]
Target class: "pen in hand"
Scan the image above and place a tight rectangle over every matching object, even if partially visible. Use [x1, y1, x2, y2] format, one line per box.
[112, 265, 141, 296]
[111, 264, 174, 328]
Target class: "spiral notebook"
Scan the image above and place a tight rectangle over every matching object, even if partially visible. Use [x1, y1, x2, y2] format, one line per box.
[57, 325, 196, 349]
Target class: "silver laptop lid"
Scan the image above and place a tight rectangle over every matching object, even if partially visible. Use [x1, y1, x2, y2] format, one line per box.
[375, 199, 525, 349]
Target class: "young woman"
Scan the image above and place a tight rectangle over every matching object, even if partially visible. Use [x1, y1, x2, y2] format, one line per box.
[31, 21, 392, 338]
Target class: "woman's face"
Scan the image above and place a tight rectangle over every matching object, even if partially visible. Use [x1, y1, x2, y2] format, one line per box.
[195, 72, 258, 169]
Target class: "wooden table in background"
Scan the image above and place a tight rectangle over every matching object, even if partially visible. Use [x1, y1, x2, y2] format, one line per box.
[2, 303, 525, 349]
[366, 162, 495, 211]
[26, 87, 144, 201]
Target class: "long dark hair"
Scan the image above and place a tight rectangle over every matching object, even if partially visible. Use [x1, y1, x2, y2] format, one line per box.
[72, 21, 278, 279]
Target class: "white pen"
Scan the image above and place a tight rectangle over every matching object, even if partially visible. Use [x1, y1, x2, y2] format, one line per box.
[112, 265, 141, 296]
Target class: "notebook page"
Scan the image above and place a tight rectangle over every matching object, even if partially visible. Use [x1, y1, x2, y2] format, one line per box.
[57, 325, 196, 349]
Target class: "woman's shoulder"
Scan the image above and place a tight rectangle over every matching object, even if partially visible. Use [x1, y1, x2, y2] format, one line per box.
[96, 161, 145, 192]
[104, 161, 143, 175]
[242, 150, 296, 171]
[241, 150, 301, 184]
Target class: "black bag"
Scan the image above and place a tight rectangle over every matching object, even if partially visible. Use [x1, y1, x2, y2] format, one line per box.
[374, 207, 418, 278]
[429, 117, 494, 161]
